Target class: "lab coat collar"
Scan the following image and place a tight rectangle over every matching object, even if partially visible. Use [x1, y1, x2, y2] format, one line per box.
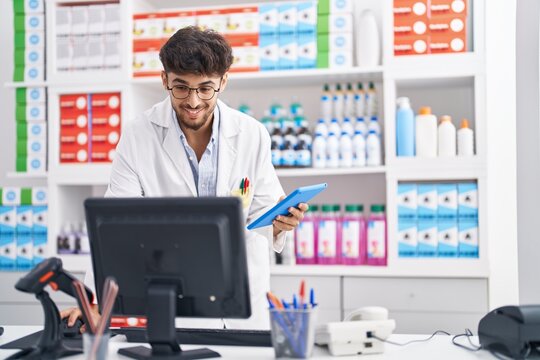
[151, 98, 240, 197]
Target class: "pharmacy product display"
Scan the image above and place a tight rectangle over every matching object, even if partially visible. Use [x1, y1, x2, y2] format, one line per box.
[56, 222, 90, 255]
[393, 0, 468, 56]
[13, 0, 46, 82]
[397, 101, 474, 158]
[15, 87, 47, 173]
[0, 187, 48, 271]
[132, 0, 362, 77]
[55, 2, 121, 72]
[59, 92, 121, 163]
[287, 203, 386, 266]
[397, 182, 478, 258]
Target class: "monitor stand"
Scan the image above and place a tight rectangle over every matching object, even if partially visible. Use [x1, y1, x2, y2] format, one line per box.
[118, 281, 221, 359]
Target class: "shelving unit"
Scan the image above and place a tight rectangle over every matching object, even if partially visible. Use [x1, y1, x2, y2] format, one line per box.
[2, 0, 519, 332]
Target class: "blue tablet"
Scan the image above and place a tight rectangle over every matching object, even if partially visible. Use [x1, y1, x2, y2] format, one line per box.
[246, 183, 328, 230]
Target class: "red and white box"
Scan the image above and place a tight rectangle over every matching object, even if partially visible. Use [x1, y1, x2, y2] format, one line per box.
[162, 11, 196, 38]
[227, 34, 260, 72]
[223, 7, 259, 36]
[133, 13, 164, 40]
[60, 127, 89, 163]
[91, 126, 120, 163]
[91, 92, 121, 111]
[132, 39, 164, 77]
[196, 9, 228, 33]
[394, 11, 428, 37]
[394, 35, 429, 56]
[429, 0, 467, 17]
[59, 94, 88, 112]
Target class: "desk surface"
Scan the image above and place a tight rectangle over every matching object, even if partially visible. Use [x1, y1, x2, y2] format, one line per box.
[0, 326, 497, 359]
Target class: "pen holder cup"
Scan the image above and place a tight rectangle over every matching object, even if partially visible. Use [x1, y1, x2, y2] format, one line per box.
[269, 308, 317, 359]
[83, 332, 110, 360]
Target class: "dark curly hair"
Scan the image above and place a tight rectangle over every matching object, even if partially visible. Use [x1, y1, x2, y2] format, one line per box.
[159, 26, 233, 77]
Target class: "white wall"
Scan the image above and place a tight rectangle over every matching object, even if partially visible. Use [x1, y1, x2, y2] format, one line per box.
[516, 0, 540, 303]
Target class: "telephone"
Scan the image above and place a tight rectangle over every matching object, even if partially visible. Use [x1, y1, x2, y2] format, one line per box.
[315, 307, 396, 356]
[479, 305, 540, 359]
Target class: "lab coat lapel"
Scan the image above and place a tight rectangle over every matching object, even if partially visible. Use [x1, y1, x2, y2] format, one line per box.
[159, 102, 197, 196]
[216, 101, 240, 197]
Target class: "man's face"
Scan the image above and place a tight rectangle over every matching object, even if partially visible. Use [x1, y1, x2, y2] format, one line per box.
[161, 72, 227, 132]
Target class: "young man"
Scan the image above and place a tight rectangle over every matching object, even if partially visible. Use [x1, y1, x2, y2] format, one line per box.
[62, 26, 307, 330]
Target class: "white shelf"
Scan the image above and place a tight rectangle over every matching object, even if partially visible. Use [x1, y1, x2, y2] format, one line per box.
[276, 166, 386, 178]
[4, 81, 48, 88]
[385, 158, 487, 180]
[132, 66, 384, 89]
[6, 172, 48, 179]
[386, 53, 484, 79]
[58, 254, 91, 273]
[48, 164, 111, 185]
[271, 259, 489, 278]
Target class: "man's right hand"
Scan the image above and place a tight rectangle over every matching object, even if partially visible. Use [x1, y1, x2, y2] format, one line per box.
[60, 305, 101, 333]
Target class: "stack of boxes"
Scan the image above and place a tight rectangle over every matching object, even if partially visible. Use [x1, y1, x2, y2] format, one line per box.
[59, 92, 121, 163]
[55, 2, 121, 72]
[316, 0, 354, 68]
[393, 0, 467, 56]
[0, 187, 48, 271]
[397, 182, 478, 258]
[15, 87, 47, 173]
[13, 0, 46, 82]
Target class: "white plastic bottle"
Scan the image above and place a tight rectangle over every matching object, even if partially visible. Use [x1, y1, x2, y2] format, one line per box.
[366, 129, 382, 166]
[438, 115, 456, 157]
[321, 84, 332, 122]
[354, 83, 365, 117]
[356, 9, 380, 68]
[366, 82, 378, 117]
[368, 116, 381, 136]
[333, 84, 344, 120]
[329, 118, 341, 137]
[326, 132, 340, 168]
[457, 118, 475, 156]
[341, 117, 354, 137]
[339, 131, 353, 168]
[315, 118, 328, 138]
[415, 106, 437, 158]
[352, 130, 367, 167]
[355, 116, 368, 135]
[344, 83, 355, 118]
[312, 132, 327, 168]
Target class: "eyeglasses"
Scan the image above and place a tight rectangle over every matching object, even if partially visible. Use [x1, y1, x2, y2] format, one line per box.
[166, 77, 222, 100]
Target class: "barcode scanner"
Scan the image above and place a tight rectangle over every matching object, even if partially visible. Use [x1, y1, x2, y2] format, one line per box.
[6, 257, 94, 360]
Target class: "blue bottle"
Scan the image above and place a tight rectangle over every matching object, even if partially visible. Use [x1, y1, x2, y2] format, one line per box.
[396, 97, 415, 156]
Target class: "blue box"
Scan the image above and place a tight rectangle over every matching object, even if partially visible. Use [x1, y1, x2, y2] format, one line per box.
[417, 220, 437, 257]
[297, 1, 317, 34]
[438, 221, 458, 257]
[32, 205, 47, 234]
[33, 233, 47, 266]
[297, 33, 316, 68]
[260, 34, 279, 71]
[259, 3, 278, 35]
[417, 184, 437, 219]
[16, 234, 33, 270]
[458, 183, 478, 220]
[278, 34, 297, 70]
[0, 206, 17, 234]
[278, 3, 297, 35]
[437, 184, 458, 219]
[398, 220, 417, 257]
[0, 233, 16, 270]
[16, 206, 33, 234]
[398, 183, 417, 220]
[458, 220, 479, 258]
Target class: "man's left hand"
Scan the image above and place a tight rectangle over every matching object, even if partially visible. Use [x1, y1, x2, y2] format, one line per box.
[272, 196, 309, 237]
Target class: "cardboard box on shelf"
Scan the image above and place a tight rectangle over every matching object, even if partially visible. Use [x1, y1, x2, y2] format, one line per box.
[55, 6, 71, 35]
[16, 156, 46, 173]
[429, 32, 466, 53]
[259, 34, 279, 71]
[133, 13, 164, 40]
[104, 33, 121, 68]
[13, 65, 44, 82]
[60, 94, 88, 111]
[317, 32, 353, 52]
[278, 2, 297, 35]
[71, 37, 90, 70]
[318, 0, 353, 15]
[13, 0, 45, 14]
[297, 33, 317, 68]
[87, 4, 105, 34]
[228, 35, 260, 72]
[394, 35, 429, 56]
[91, 93, 121, 110]
[14, 31, 45, 49]
[278, 34, 297, 70]
[16, 103, 46, 122]
[317, 14, 353, 34]
[14, 14, 45, 32]
[17, 122, 46, 140]
[14, 47, 45, 67]
[132, 39, 163, 77]
[162, 11, 197, 38]
[297, 1, 317, 34]
[17, 138, 46, 157]
[224, 7, 259, 35]
[197, 9, 228, 33]
[70, 6, 89, 35]
[430, 0, 467, 16]
[16, 87, 46, 104]
[259, 3, 278, 35]
[317, 49, 353, 68]
[87, 34, 105, 69]
[393, 0, 428, 17]
[104, 3, 121, 33]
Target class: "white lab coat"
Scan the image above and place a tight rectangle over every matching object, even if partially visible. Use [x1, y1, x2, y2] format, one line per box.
[97, 97, 289, 330]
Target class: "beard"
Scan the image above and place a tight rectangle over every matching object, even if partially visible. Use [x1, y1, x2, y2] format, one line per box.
[173, 100, 217, 132]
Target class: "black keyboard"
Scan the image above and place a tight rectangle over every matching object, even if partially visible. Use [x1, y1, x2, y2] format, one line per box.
[115, 327, 272, 347]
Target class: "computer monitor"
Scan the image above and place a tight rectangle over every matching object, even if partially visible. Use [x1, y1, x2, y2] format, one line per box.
[84, 197, 251, 360]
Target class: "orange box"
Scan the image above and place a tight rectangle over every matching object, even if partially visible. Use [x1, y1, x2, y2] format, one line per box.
[393, 0, 428, 17]
[59, 94, 88, 111]
[429, 32, 466, 53]
[60, 127, 88, 146]
[91, 93, 121, 111]
[91, 127, 120, 146]
[394, 14, 428, 37]
[92, 109, 121, 128]
[60, 112, 89, 129]
[429, 14, 466, 36]
[394, 35, 429, 56]
[91, 142, 117, 162]
[430, 0, 467, 17]
[60, 149, 89, 163]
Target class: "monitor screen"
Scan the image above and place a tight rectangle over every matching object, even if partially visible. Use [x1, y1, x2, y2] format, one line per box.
[84, 197, 251, 320]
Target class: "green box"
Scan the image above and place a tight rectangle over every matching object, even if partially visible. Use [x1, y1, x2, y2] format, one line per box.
[17, 139, 28, 156]
[317, 15, 329, 34]
[17, 123, 28, 139]
[13, 0, 25, 14]
[20, 188, 33, 205]
[14, 48, 26, 66]
[16, 156, 28, 172]
[16, 88, 27, 104]
[13, 66, 25, 82]
[317, 34, 330, 52]
[317, 52, 329, 69]
[14, 31, 26, 49]
[317, 0, 330, 15]
[16, 104, 27, 122]
[14, 15, 26, 32]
